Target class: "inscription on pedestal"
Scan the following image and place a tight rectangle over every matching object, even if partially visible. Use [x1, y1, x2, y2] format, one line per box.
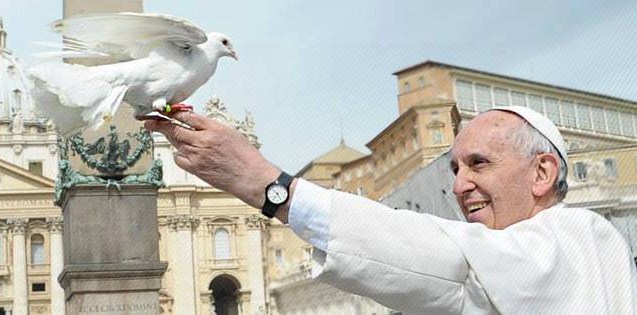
[79, 302, 159, 313]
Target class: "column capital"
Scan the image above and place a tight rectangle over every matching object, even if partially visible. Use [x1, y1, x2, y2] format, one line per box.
[47, 217, 64, 234]
[8, 218, 27, 235]
[244, 214, 269, 230]
[167, 214, 200, 231]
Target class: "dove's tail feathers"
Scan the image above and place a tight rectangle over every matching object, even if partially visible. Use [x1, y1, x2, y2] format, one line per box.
[28, 62, 123, 134]
[30, 76, 88, 135]
[83, 85, 129, 130]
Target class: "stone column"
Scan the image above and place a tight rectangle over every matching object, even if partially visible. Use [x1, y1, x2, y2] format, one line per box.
[9, 218, 27, 315]
[201, 295, 215, 315]
[244, 215, 268, 314]
[238, 290, 251, 315]
[167, 215, 200, 315]
[0, 225, 8, 265]
[47, 217, 65, 315]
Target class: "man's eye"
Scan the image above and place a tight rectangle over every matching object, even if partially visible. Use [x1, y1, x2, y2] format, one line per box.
[471, 159, 488, 167]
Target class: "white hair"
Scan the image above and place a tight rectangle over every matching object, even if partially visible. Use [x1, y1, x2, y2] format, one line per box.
[510, 121, 569, 200]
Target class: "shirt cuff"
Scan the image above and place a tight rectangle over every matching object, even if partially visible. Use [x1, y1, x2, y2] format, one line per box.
[289, 179, 331, 252]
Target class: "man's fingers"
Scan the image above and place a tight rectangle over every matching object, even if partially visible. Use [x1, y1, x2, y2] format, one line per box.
[145, 117, 199, 144]
[170, 112, 212, 130]
[173, 150, 192, 171]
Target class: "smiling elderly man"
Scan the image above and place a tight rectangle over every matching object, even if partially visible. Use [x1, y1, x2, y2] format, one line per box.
[146, 106, 637, 314]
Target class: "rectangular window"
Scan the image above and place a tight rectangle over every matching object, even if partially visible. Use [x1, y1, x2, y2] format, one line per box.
[606, 110, 621, 135]
[591, 106, 606, 132]
[574, 161, 588, 182]
[403, 81, 411, 93]
[455, 80, 475, 111]
[578, 104, 592, 130]
[511, 91, 527, 107]
[528, 94, 544, 114]
[31, 283, 46, 292]
[475, 84, 492, 112]
[494, 88, 509, 107]
[561, 101, 577, 127]
[28, 162, 43, 177]
[621, 113, 636, 137]
[545, 98, 561, 125]
[604, 158, 618, 179]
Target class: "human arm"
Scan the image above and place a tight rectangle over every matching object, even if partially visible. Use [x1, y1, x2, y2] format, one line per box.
[145, 112, 494, 313]
[144, 111, 294, 223]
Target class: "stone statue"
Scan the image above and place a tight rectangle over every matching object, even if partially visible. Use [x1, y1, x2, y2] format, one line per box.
[10, 110, 23, 134]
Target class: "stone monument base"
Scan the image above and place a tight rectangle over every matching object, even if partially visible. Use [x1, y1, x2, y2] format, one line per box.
[60, 185, 167, 315]
[60, 263, 167, 315]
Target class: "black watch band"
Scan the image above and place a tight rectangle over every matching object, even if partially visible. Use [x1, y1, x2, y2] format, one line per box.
[262, 172, 294, 218]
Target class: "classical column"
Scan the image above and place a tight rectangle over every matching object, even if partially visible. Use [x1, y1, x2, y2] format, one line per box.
[238, 290, 251, 315]
[201, 294, 216, 315]
[244, 215, 268, 314]
[9, 218, 27, 315]
[47, 217, 65, 315]
[167, 215, 200, 315]
[0, 225, 8, 265]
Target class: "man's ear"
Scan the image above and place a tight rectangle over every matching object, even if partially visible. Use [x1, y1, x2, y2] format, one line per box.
[532, 153, 560, 198]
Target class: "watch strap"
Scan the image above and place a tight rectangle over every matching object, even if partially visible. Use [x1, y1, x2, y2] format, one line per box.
[261, 172, 294, 218]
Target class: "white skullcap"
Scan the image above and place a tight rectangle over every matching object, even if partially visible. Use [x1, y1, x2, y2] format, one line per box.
[488, 106, 568, 166]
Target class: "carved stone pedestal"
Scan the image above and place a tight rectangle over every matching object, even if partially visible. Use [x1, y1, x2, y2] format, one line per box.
[59, 185, 167, 315]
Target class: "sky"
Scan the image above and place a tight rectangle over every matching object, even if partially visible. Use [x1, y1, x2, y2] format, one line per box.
[2, 1, 637, 173]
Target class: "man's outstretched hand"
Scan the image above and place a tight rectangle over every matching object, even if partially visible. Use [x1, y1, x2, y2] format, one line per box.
[144, 111, 287, 219]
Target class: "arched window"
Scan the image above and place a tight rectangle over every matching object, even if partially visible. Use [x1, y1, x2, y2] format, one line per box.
[214, 228, 231, 260]
[31, 234, 45, 265]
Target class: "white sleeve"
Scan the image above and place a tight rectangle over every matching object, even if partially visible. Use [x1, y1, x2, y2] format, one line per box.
[288, 179, 496, 314]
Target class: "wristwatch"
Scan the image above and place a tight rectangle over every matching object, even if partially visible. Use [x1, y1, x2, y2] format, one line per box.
[262, 172, 294, 218]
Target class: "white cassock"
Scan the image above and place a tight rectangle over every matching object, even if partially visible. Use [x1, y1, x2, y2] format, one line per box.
[288, 179, 637, 314]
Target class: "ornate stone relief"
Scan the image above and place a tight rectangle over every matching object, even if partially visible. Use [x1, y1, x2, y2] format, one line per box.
[167, 215, 200, 231]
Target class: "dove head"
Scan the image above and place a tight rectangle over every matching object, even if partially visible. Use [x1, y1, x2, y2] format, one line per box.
[206, 32, 238, 61]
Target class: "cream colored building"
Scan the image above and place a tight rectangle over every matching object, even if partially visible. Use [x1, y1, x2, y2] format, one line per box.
[328, 60, 637, 202]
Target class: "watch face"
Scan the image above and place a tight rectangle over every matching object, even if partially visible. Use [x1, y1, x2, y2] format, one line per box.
[267, 184, 289, 205]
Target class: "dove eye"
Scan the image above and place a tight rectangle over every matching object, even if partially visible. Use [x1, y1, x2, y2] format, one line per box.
[222, 39, 229, 46]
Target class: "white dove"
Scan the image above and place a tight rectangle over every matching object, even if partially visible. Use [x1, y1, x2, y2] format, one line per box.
[28, 12, 237, 134]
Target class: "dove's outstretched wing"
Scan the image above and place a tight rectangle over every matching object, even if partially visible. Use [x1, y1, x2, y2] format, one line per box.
[40, 12, 207, 61]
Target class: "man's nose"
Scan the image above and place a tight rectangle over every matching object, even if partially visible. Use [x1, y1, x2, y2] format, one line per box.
[453, 167, 475, 198]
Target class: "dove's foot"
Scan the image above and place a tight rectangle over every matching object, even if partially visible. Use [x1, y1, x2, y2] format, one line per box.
[162, 103, 194, 113]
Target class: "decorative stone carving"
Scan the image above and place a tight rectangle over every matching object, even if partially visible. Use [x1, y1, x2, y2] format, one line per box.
[167, 215, 200, 231]
[204, 96, 260, 148]
[48, 144, 58, 154]
[12, 144, 22, 155]
[8, 218, 27, 235]
[244, 214, 269, 230]
[47, 217, 63, 234]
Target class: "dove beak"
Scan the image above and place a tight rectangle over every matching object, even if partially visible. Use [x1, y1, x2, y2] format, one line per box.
[229, 49, 238, 61]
